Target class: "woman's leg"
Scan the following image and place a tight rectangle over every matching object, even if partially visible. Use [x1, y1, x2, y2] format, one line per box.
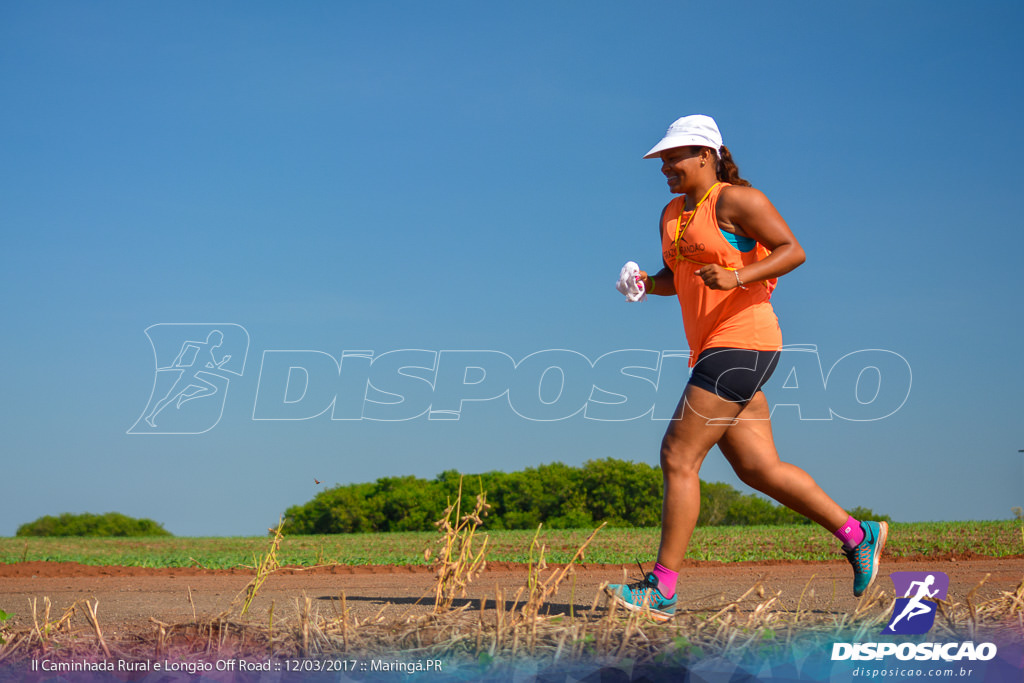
[606, 382, 747, 618]
[656, 384, 747, 570]
[717, 391, 887, 597]
[716, 391, 848, 530]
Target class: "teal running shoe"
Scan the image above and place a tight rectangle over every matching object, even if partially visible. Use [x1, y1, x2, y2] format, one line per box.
[844, 520, 888, 597]
[605, 572, 677, 622]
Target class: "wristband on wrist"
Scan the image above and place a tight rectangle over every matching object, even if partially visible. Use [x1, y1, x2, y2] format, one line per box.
[647, 276, 656, 293]
[734, 270, 747, 290]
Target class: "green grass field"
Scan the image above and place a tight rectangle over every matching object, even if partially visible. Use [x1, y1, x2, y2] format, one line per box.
[1, 521, 1019, 569]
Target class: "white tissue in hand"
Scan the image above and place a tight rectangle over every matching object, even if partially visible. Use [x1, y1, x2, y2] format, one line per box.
[616, 261, 646, 302]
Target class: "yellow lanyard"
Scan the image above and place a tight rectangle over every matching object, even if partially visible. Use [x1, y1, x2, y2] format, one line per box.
[674, 182, 720, 266]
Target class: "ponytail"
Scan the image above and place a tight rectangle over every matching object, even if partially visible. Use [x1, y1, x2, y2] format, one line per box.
[716, 145, 751, 187]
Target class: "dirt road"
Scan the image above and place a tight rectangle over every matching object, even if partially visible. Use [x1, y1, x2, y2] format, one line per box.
[1, 556, 1020, 639]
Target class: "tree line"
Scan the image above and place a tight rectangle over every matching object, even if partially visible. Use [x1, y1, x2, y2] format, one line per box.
[281, 458, 889, 534]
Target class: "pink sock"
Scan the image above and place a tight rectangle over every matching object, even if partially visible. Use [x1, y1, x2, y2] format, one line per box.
[834, 516, 865, 548]
[652, 562, 678, 599]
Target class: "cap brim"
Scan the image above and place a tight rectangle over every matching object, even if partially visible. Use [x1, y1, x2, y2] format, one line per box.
[642, 143, 670, 159]
[642, 131, 722, 159]
[642, 135, 697, 159]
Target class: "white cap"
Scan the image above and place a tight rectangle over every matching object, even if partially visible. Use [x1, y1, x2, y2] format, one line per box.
[643, 114, 723, 159]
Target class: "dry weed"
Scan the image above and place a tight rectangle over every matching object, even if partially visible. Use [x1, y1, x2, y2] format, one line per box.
[238, 518, 285, 616]
[517, 522, 606, 623]
[430, 476, 490, 613]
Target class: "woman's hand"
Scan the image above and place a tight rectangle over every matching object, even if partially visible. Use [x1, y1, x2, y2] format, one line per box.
[695, 264, 740, 290]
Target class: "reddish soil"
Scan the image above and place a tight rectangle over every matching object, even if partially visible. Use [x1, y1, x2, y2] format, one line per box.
[1, 556, 1021, 640]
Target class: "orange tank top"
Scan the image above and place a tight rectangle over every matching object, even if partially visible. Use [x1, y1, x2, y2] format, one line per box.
[660, 182, 782, 365]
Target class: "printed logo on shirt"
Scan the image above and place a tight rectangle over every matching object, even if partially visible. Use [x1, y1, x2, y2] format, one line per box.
[677, 241, 706, 256]
[664, 244, 707, 267]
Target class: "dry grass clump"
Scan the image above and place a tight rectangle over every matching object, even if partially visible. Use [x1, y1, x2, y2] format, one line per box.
[934, 574, 1024, 643]
[514, 522, 605, 623]
[0, 597, 112, 665]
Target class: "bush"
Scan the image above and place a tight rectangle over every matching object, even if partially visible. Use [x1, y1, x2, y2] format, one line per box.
[16, 512, 172, 537]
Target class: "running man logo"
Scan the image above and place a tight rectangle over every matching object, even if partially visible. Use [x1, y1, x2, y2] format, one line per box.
[883, 571, 949, 635]
[128, 324, 250, 435]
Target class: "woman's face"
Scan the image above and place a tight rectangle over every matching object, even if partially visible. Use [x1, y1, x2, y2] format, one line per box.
[659, 146, 706, 194]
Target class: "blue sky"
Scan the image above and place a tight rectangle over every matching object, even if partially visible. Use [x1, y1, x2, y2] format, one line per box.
[2, 2, 1021, 537]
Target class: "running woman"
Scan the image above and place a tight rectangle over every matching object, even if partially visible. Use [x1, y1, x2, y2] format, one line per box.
[607, 115, 886, 621]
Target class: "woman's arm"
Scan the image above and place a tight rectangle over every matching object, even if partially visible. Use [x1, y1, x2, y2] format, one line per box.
[640, 267, 675, 296]
[696, 185, 806, 290]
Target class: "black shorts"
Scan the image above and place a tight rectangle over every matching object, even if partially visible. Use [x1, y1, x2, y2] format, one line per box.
[688, 347, 780, 404]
